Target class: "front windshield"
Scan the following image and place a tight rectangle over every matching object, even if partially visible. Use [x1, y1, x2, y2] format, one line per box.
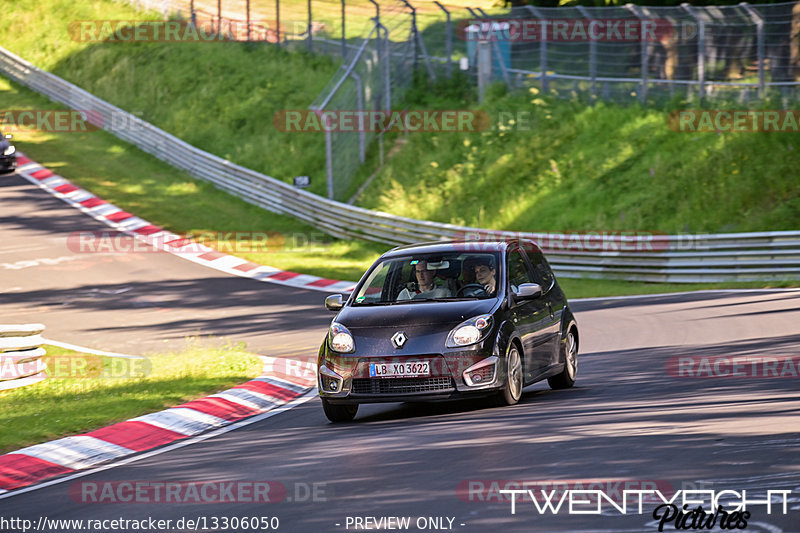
[353, 252, 500, 305]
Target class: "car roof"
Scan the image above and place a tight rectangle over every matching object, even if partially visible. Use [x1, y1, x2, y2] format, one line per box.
[382, 240, 540, 258]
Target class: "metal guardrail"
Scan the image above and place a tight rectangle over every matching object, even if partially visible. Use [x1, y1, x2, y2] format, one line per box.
[1, 45, 798, 283]
[0, 324, 47, 391]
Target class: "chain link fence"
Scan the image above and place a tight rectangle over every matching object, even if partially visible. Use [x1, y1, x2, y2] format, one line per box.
[124, 0, 800, 200]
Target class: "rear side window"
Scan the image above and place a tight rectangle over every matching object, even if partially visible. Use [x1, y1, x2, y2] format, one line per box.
[507, 250, 535, 290]
[526, 251, 554, 289]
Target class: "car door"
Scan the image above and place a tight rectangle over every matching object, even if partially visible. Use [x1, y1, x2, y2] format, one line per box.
[523, 248, 563, 367]
[506, 247, 551, 380]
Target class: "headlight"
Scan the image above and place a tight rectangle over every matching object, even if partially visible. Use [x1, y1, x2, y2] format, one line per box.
[328, 322, 355, 353]
[3, 145, 14, 156]
[446, 314, 493, 348]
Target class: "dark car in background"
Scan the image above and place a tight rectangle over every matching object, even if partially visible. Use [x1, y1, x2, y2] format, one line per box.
[0, 133, 17, 173]
[317, 240, 579, 422]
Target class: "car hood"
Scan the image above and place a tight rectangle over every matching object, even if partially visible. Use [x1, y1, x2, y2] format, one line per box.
[336, 299, 498, 329]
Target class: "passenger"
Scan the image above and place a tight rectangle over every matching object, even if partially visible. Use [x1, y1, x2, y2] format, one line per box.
[472, 256, 497, 296]
[397, 260, 452, 300]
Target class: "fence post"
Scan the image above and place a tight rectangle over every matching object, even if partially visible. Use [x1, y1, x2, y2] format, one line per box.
[627, 4, 649, 104]
[217, 0, 222, 34]
[383, 24, 391, 110]
[741, 2, 765, 99]
[247, 0, 251, 41]
[351, 72, 365, 164]
[399, 0, 419, 74]
[276, 0, 281, 47]
[307, 0, 313, 52]
[323, 123, 334, 199]
[477, 40, 492, 102]
[576, 6, 597, 101]
[682, 4, 705, 99]
[190, 0, 197, 27]
[434, 1, 452, 77]
[341, 0, 347, 57]
[526, 5, 549, 93]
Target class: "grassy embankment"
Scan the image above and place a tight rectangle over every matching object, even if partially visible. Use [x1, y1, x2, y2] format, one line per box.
[0, 342, 262, 453]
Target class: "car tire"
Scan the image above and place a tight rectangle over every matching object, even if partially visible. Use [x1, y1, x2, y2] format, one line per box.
[496, 344, 523, 406]
[321, 398, 358, 423]
[548, 328, 578, 390]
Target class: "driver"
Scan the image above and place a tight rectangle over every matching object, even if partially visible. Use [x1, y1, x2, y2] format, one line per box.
[472, 256, 497, 296]
[397, 260, 452, 300]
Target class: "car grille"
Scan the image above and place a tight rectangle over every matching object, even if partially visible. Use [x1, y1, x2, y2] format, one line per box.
[351, 377, 455, 395]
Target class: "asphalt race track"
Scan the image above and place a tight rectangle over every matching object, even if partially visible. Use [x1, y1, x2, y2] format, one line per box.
[2, 171, 800, 532]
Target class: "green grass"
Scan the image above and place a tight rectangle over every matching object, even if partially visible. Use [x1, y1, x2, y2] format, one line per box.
[0, 342, 263, 453]
[357, 83, 800, 234]
[0, 0, 340, 198]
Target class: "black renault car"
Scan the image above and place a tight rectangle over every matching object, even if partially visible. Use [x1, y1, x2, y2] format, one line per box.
[0, 133, 16, 173]
[318, 239, 579, 422]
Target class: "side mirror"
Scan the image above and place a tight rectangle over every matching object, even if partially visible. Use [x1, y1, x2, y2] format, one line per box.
[513, 283, 542, 301]
[325, 294, 344, 311]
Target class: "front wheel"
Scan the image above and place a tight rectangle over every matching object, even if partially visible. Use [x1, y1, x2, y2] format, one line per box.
[548, 328, 577, 390]
[321, 398, 358, 422]
[496, 344, 523, 406]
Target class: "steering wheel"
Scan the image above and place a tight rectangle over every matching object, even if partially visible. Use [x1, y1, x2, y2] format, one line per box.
[457, 283, 487, 297]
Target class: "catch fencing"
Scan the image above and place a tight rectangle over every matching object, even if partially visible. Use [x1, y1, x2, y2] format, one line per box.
[0, 324, 47, 391]
[2, 44, 799, 283]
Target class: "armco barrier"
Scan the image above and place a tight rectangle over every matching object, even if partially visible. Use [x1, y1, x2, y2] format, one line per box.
[1, 45, 799, 283]
[0, 324, 47, 391]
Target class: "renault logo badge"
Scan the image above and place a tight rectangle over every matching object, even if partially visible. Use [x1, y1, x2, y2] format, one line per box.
[391, 331, 407, 349]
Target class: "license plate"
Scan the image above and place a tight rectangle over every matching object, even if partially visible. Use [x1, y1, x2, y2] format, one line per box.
[369, 361, 430, 378]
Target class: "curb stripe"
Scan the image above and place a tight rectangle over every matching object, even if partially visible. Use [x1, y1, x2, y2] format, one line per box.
[82, 422, 185, 452]
[105, 211, 133, 222]
[129, 408, 230, 436]
[30, 169, 53, 180]
[235, 381, 300, 402]
[13, 437, 133, 471]
[209, 389, 281, 411]
[0, 455, 74, 491]
[176, 397, 259, 422]
[80, 197, 106, 208]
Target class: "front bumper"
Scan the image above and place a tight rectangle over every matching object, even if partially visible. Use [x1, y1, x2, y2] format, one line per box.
[319, 352, 504, 404]
[0, 154, 17, 172]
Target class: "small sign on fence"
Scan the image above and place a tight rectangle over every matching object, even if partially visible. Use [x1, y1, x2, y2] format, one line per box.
[293, 175, 311, 188]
